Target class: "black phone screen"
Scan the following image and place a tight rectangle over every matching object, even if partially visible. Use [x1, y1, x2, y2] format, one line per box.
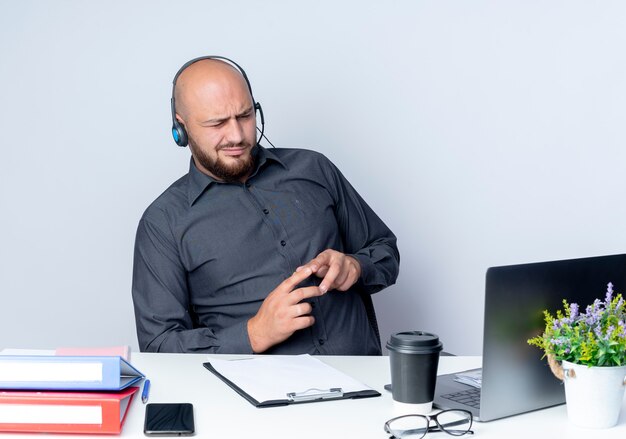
[144, 403, 195, 436]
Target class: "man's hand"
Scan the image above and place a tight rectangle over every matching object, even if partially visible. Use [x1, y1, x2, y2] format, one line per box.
[247, 267, 322, 353]
[297, 249, 362, 294]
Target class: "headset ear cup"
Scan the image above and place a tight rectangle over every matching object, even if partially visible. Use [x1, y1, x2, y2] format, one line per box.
[172, 120, 188, 147]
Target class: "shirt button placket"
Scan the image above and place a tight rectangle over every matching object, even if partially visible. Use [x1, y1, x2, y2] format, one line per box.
[309, 298, 326, 351]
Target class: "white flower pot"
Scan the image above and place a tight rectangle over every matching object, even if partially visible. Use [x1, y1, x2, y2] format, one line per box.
[562, 360, 626, 428]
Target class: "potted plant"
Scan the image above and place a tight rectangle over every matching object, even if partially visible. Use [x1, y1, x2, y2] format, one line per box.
[528, 282, 626, 428]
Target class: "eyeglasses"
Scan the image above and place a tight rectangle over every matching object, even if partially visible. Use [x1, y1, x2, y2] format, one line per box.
[384, 409, 474, 439]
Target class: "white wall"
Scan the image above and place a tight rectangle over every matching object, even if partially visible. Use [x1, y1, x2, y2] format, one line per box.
[2, 0, 625, 355]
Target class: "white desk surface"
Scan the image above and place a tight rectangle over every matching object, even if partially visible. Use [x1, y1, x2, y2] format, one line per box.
[3, 352, 626, 438]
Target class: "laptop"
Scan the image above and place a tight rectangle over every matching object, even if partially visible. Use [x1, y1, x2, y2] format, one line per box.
[433, 253, 626, 422]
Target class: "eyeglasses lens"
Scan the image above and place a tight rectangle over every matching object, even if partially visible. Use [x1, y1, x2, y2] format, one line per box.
[436, 410, 472, 436]
[387, 415, 429, 439]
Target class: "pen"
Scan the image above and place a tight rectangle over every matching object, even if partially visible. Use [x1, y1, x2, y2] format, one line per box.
[142, 379, 151, 404]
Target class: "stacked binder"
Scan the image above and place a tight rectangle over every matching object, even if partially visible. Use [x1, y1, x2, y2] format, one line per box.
[0, 354, 144, 434]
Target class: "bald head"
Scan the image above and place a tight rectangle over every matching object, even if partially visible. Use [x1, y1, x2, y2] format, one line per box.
[173, 59, 253, 122]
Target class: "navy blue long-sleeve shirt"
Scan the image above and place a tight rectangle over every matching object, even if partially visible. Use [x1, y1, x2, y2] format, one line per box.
[132, 146, 399, 354]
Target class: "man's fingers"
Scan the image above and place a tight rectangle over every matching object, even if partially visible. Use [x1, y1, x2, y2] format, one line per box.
[319, 262, 341, 293]
[333, 267, 349, 290]
[313, 250, 332, 269]
[335, 273, 355, 291]
[280, 267, 313, 291]
[291, 315, 315, 331]
[287, 286, 323, 304]
[315, 265, 329, 278]
[305, 251, 333, 273]
[297, 261, 319, 273]
[291, 302, 313, 318]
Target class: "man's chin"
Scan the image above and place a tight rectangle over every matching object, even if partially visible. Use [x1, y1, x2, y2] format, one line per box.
[214, 154, 255, 182]
[191, 142, 256, 182]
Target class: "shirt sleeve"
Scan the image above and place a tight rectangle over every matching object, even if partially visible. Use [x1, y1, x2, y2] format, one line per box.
[322, 156, 400, 294]
[131, 213, 254, 353]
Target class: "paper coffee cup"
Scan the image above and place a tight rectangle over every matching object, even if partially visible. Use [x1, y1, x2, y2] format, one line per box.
[387, 331, 443, 408]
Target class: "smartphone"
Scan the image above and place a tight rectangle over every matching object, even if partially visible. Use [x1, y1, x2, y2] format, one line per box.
[144, 403, 195, 436]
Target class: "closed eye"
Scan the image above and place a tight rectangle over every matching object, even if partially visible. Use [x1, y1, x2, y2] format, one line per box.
[201, 119, 227, 128]
[201, 107, 254, 127]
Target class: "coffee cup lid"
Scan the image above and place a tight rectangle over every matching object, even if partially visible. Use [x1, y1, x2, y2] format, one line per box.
[386, 331, 443, 353]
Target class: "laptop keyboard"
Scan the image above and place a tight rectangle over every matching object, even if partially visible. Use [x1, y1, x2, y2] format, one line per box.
[441, 388, 481, 408]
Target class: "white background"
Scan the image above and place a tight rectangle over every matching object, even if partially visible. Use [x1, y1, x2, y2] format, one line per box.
[1, 0, 625, 355]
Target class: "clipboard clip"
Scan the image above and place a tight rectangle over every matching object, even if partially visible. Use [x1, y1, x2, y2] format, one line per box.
[286, 387, 344, 402]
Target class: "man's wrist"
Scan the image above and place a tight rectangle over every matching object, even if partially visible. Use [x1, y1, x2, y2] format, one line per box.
[247, 317, 269, 354]
[345, 254, 363, 285]
[347, 255, 362, 279]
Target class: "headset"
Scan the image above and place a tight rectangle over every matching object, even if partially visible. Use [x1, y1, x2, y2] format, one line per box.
[170, 56, 269, 147]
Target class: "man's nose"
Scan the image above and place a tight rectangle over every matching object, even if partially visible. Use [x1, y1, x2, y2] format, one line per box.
[225, 118, 244, 144]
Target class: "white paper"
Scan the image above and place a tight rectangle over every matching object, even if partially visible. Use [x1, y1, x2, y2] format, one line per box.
[453, 369, 482, 389]
[0, 404, 102, 424]
[209, 354, 374, 403]
[0, 362, 103, 382]
[0, 349, 56, 356]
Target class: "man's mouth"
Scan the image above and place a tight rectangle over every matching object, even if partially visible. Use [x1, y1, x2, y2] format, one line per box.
[219, 146, 248, 157]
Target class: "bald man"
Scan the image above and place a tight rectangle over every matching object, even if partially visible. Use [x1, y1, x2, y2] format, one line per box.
[132, 58, 399, 354]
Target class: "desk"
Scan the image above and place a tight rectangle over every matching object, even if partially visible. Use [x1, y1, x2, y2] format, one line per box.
[3, 353, 626, 438]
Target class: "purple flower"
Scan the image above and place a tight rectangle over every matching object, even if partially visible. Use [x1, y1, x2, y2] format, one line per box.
[594, 325, 604, 340]
[606, 282, 614, 303]
[570, 303, 579, 319]
[593, 298, 603, 310]
[607, 325, 615, 339]
[551, 338, 565, 346]
[586, 312, 599, 326]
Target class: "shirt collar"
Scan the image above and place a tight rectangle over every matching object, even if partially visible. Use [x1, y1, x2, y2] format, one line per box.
[187, 146, 288, 206]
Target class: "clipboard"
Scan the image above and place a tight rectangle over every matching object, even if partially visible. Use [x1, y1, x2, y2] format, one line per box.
[203, 354, 380, 408]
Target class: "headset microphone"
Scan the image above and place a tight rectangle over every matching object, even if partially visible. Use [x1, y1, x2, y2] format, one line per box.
[170, 56, 268, 148]
[255, 102, 264, 126]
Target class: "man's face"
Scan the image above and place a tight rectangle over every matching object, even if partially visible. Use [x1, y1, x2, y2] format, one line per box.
[178, 68, 258, 182]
